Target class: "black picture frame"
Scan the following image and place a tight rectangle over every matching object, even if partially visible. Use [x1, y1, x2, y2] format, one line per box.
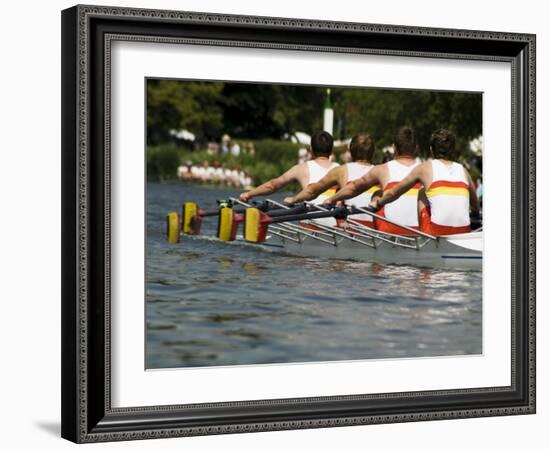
[61, 4, 536, 443]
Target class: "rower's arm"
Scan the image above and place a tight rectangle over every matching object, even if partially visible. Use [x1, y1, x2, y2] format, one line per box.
[464, 169, 481, 214]
[324, 169, 379, 206]
[285, 167, 341, 204]
[375, 166, 423, 208]
[240, 165, 299, 201]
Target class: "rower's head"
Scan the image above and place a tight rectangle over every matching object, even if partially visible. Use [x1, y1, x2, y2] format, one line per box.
[430, 129, 456, 160]
[349, 133, 375, 163]
[310, 130, 334, 158]
[392, 126, 418, 158]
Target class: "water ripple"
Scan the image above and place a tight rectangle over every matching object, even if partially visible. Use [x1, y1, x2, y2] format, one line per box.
[146, 183, 482, 369]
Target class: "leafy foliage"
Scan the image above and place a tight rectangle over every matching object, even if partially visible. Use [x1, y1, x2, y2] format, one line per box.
[147, 145, 181, 181]
[146, 80, 482, 185]
[148, 80, 481, 151]
[147, 140, 302, 186]
[147, 80, 225, 144]
[331, 88, 482, 156]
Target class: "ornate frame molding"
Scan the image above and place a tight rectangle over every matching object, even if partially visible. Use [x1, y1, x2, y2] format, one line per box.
[61, 4, 536, 443]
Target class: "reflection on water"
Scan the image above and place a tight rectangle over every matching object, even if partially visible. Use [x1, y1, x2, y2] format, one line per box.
[146, 183, 482, 369]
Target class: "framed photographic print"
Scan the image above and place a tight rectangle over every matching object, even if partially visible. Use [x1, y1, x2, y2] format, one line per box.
[61, 4, 536, 443]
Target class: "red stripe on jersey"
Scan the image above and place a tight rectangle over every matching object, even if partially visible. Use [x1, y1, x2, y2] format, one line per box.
[428, 180, 469, 189]
[385, 181, 422, 190]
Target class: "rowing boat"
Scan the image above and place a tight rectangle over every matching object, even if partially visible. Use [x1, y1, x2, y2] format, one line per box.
[168, 198, 482, 271]
[260, 230, 482, 270]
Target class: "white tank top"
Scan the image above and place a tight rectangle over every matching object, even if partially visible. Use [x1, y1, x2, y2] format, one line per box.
[305, 159, 339, 226]
[305, 160, 340, 205]
[344, 163, 380, 223]
[426, 160, 470, 227]
[383, 160, 420, 226]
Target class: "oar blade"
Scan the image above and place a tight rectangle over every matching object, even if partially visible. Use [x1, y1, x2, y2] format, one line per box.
[217, 207, 242, 241]
[244, 208, 270, 243]
[182, 202, 202, 235]
[166, 212, 180, 243]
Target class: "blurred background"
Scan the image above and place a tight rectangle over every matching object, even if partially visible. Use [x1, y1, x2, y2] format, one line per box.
[146, 79, 483, 188]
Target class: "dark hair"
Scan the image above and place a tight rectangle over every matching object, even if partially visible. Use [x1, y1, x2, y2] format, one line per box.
[349, 133, 375, 162]
[393, 126, 417, 156]
[430, 129, 456, 159]
[310, 130, 334, 157]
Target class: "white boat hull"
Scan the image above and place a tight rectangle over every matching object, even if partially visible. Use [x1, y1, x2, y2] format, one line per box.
[261, 231, 482, 271]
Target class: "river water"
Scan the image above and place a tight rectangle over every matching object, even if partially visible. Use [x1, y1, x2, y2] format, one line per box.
[146, 182, 482, 369]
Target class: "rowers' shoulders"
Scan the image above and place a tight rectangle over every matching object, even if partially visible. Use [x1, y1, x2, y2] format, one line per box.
[410, 160, 433, 179]
[294, 159, 332, 182]
[309, 159, 340, 168]
[369, 162, 387, 178]
[419, 159, 432, 169]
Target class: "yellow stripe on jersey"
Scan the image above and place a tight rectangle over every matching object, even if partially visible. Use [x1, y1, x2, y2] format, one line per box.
[426, 186, 469, 198]
[384, 182, 421, 197]
[366, 185, 382, 194]
[318, 186, 337, 198]
[401, 187, 421, 197]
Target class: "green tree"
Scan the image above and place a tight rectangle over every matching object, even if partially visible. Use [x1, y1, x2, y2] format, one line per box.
[271, 85, 325, 136]
[147, 80, 482, 162]
[220, 84, 325, 139]
[146, 79, 224, 144]
[221, 83, 284, 138]
[332, 88, 481, 160]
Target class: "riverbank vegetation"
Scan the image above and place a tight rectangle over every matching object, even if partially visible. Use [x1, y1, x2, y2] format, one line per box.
[147, 79, 483, 184]
[147, 140, 306, 184]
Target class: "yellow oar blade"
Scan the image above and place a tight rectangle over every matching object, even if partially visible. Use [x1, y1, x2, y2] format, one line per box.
[217, 207, 235, 241]
[244, 208, 269, 243]
[166, 212, 180, 243]
[182, 202, 202, 234]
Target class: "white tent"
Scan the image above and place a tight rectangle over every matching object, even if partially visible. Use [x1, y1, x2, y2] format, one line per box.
[469, 135, 483, 156]
[286, 131, 311, 145]
[169, 129, 196, 141]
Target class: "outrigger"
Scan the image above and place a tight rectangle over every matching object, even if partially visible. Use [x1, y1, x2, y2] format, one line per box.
[166, 198, 482, 271]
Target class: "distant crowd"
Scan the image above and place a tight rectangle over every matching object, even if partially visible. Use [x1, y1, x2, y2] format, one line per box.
[177, 160, 253, 189]
[205, 135, 256, 157]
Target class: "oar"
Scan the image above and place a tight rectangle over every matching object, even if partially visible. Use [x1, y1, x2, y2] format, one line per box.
[222, 203, 313, 241]
[187, 201, 308, 219]
[243, 203, 440, 242]
[181, 200, 312, 240]
[269, 206, 349, 223]
[192, 200, 267, 218]
[265, 203, 309, 217]
[181, 200, 264, 235]
[244, 206, 351, 242]
[186, 199, 287, 218]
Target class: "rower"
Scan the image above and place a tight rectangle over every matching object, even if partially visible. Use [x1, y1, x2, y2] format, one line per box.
[239, 130, 338, 204]
[239, 131, 339, 226]
[284, 132, 381, 228]
[370, 129, 481, 236]
[324, 126, 423, 235]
